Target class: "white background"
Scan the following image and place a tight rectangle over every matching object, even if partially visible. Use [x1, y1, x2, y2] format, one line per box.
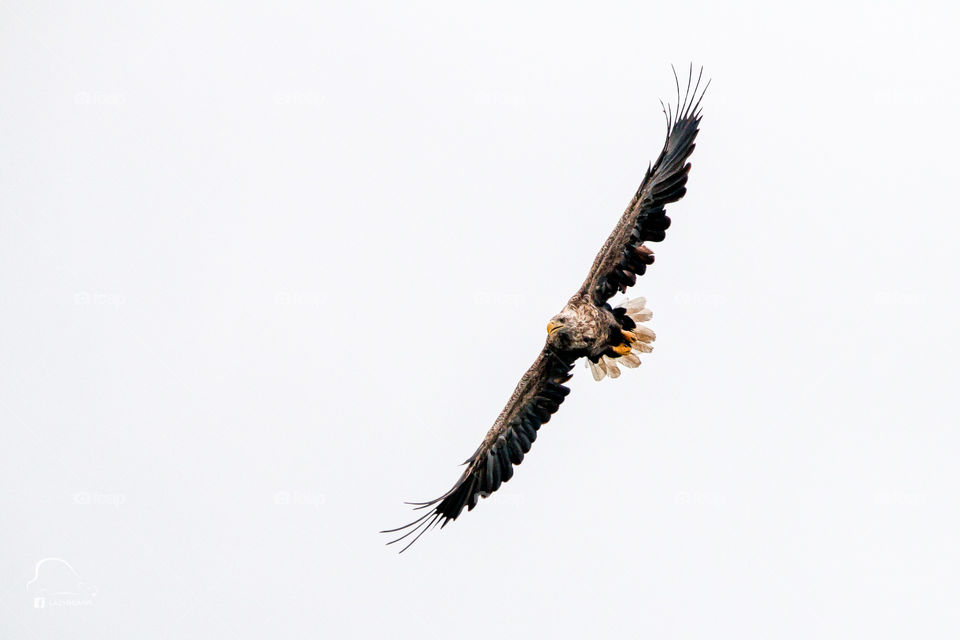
[2, 1, 958, 638]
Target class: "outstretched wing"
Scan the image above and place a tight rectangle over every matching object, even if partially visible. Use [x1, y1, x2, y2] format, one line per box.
[382, 346, 577, 552]
[581, 66, 709, 304]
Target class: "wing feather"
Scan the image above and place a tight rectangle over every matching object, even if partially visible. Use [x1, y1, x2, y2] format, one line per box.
[581, 65, 709, 304]
[382, 346, 576, 552]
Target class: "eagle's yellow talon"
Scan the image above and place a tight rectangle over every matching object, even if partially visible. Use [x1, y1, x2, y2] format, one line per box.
[612, 343, 632, 356]
[624, 328, 655, 344]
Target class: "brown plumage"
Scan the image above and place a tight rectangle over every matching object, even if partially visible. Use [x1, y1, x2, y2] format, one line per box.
[383, 66, 709, 551]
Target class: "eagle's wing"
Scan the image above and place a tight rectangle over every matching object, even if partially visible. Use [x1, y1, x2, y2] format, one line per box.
[581, 66, 708, 304]
[382, 346, 577, 552]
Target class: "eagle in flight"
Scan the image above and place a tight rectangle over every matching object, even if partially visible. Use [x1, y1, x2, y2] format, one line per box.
[384, 66, 709, 552]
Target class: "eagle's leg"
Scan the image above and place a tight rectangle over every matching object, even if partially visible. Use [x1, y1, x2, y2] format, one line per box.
[587, 296, 655, 381]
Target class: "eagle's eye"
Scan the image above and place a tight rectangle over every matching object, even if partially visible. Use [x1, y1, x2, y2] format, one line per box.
[546, 320, 563, 335]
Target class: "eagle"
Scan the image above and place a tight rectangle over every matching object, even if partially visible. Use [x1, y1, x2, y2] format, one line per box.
[384, 66, 709, 552]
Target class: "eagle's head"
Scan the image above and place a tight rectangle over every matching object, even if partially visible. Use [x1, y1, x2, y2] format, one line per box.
[546, 306, 596, 351]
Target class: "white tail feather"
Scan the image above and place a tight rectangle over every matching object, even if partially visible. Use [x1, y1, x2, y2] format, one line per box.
[588, 296, 656, 382]
[623, 296, 653, 323]
[619, 352, 641, 368]
[631, 326, 656, 342]
[588, 359, 605, 381]
[602, 356, 621, 378]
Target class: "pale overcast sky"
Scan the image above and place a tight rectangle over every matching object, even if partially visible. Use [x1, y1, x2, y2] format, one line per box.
[2, 1, 958, 638]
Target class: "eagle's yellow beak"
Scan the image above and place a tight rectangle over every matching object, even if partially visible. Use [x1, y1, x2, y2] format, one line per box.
[547, 320, 562, 335]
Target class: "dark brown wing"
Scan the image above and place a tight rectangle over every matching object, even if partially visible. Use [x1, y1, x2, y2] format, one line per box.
[382, 346, 577, 552]
[581, 66, 708, 304]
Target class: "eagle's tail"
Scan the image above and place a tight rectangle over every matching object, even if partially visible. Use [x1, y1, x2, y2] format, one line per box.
[587, 296, 655, 381]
